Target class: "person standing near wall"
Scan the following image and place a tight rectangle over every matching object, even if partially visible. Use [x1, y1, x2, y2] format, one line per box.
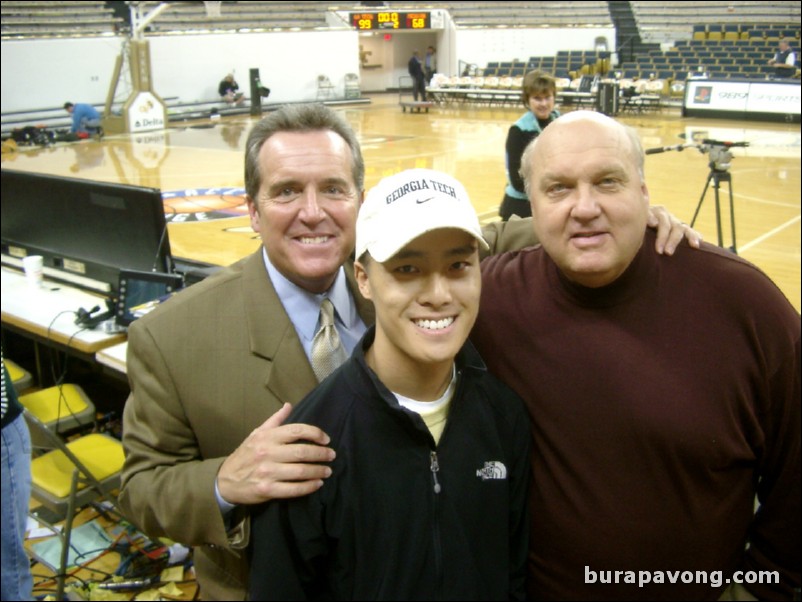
[424, 46, 437, 84]
[408, 50, 427, 102]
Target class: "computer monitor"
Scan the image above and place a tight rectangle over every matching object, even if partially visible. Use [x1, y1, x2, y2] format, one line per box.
[1, 169, 174, 296]
[115, 269, 184, 327]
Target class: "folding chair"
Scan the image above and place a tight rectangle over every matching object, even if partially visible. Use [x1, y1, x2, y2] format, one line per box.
[4, 357, 33, 392]
[578, 75, 594, 93]
[316, 75, 336, 100]
[344, 73, 360, 99]
[24, 409, 124, 600]
[19, 383, 96, 447]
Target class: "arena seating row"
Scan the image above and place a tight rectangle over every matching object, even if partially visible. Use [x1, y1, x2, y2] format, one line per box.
[428, 73, 667, 112]
[0, 0, 335, 38]
[427, 74, 523, 107]
[445, 1, 611, 27]
[143, 1, 331, 33]
[619, 37, 799, 81]
[632, 0, 799, 22]
[0, 1, 619, 38]
[480, 21, 799, 89]
[140, 1, 613, 34]
[631, 31, 799, 80]
[4, 2, 798, 41]
[484, 50, 610, 79]
[690, 24, 799, 41]
[631, 1, 800, 43]
[0, 0, 122, 38]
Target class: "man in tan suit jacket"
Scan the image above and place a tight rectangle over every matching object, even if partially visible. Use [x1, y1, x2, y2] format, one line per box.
[119, 104, 698, 600]
[120, 105, 375, 600]
[121, 251, 374, 599]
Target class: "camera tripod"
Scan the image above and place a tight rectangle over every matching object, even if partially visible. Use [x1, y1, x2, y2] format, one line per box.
[645, 139, 748, 255]
[689, 140, 749, 254]
[690, 166, 737, 254]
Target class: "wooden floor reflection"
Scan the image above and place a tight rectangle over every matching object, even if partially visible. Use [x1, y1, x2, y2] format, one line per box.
[2, 93, 799, 310]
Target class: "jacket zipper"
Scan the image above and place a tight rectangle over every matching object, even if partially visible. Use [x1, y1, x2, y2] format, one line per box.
[430, 450, 442, 494]
[430, 450, 443, 596]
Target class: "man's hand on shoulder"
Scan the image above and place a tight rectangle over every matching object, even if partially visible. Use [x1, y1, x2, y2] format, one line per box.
[217, 403, 335, 506]
[648, 204, 703, 255]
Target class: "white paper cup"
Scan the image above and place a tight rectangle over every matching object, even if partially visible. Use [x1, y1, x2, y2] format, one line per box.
[22, 255, 44, 288]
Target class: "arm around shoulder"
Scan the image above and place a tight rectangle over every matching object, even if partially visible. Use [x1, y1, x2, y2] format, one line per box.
[481, 216, 539, 258]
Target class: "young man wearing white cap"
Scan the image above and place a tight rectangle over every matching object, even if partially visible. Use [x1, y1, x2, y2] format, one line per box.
[249, 168, 530, 601]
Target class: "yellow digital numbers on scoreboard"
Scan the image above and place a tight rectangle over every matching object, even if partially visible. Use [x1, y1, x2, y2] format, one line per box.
[377, 12, 399, 28]
[349, 11, 431, 30]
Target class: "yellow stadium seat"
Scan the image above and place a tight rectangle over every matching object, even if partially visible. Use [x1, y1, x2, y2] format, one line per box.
[25, 409, 123, 600]
[4, 358, 33, 392]
[19, 384, 96, 446]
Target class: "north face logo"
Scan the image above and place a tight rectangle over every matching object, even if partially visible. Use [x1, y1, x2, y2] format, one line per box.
[476, 461, 507, 480]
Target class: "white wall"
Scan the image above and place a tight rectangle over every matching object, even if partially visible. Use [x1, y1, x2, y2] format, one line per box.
[357, 31, 439, 92]
[0, 26, 614, 113]
[1, 37, 125, 112]
[148, 30, 359, 104]
[1, 30, 360, 113]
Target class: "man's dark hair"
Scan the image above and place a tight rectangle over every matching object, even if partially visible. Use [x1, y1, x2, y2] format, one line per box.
[63, 102, 74, 110]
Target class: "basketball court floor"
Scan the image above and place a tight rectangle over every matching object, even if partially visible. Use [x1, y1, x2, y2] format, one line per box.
[2, 93, 799, 310]
[2, 92, 800, 599]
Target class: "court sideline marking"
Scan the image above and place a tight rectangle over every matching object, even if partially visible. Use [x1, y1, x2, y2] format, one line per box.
[739, 214, 801, 254]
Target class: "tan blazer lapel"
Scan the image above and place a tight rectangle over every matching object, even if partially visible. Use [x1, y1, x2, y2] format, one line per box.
[240, 252, 318, 406]
[238, 253, 377, 407]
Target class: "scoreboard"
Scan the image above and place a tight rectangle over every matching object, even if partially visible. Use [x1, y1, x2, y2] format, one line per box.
[349, 11, 431, 30]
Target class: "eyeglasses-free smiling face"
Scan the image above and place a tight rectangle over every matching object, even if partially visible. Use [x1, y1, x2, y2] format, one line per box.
[247, 130, 361, 294]
[527, 114, 651, 288]
[355, 229, 481, 391]
[528, 93, 555, 120]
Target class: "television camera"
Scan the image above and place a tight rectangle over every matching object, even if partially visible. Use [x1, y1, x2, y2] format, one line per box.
[645, 139, 750, 254]
[697, 139, 750, 172]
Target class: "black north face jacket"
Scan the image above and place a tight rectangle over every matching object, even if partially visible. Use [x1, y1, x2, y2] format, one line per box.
[249, 327, 531, 601]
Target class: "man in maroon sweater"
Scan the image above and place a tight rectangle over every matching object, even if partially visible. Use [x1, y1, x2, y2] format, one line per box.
[472, 111, 800, 601]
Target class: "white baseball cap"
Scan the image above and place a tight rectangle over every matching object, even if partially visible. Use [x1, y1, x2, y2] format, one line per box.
[356, 168, 489, 262]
